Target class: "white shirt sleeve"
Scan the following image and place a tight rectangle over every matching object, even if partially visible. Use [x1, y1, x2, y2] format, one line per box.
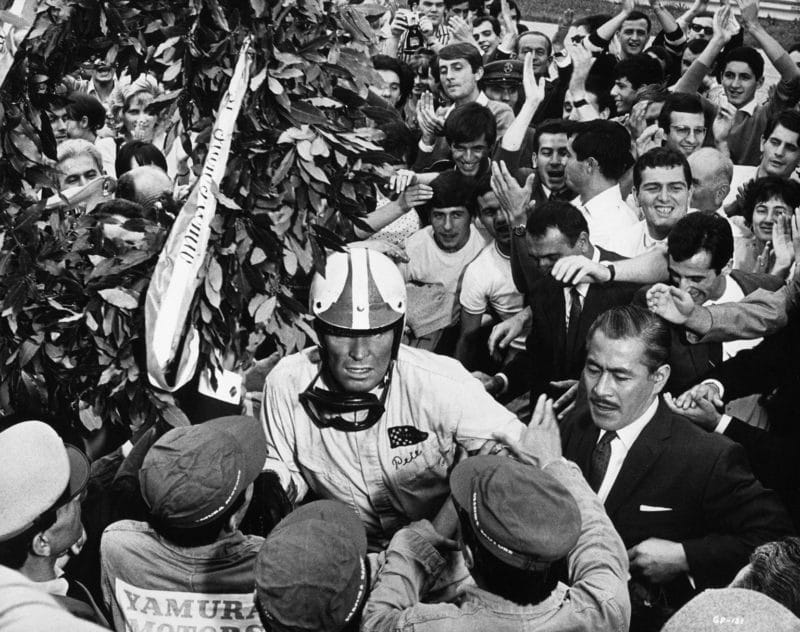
[459, 259, 489, 315]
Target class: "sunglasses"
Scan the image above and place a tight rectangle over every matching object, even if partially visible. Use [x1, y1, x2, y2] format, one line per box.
[570, 34, 586, 45]
[690, 23, 714, 36]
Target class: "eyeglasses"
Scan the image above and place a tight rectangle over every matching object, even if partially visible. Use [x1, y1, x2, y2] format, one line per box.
[690, 23, 714, 36]
[670, 125, 706, 139]
[570, 34, 586, 45]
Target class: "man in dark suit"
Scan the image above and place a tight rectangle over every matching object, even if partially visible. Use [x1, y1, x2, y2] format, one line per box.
[561, 305, 793, 632]
[635, 213, 784, 394]
[476, 200, 639, 405]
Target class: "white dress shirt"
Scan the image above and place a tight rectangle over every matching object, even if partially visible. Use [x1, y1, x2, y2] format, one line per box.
[578, 185, 639, 255]
[595, 398, 660, 503]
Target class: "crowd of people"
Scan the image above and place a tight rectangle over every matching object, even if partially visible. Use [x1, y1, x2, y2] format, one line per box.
[3, 0, 800, 629]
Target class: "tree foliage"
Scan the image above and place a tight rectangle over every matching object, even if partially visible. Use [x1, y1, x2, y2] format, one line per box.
[0, 0, 390, 431]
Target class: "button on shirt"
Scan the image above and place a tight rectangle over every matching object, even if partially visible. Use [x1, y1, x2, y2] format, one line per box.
[261, 345, 525, 549]
[577, 185, 639, 254]
[595, 398, 659, 502]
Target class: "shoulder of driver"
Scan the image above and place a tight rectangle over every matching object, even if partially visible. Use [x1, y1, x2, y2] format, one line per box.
[264, 345, 523, 442]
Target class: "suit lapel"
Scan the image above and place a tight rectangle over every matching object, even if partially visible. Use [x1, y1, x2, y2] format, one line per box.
[567, 412, 600, 477]
[604, 402, 673, 518]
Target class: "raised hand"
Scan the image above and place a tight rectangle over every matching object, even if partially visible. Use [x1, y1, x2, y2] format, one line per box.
[551, 379, 579, 420]
[419, 14, 434, 36]
[622, 0, 636, 14]
[568, 42, 595, 88]
[646, 284, 696, 325]
[712, 3, 734, 43]
[490, 160, 533, 226]
[522, 51, 546, 108]
[488, 307, 530, 358]
[494, 394, 562, 467]
[627, 100, 651, 141]
[448, 14, 473, 43]
[735, 0, 759, 29]
[416, 92, 443, 143]
[635, 123, 666, 158]
[754, 240, 772, 274]
[398, 183, 433, 211]
[712, 100, 736, 145]
[772, 215, 795, 274]
[499, 0, 517, 37]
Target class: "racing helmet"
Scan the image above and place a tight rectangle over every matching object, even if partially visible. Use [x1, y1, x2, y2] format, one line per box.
[310, 247, 406, 343]
[301, 248, 407, 432]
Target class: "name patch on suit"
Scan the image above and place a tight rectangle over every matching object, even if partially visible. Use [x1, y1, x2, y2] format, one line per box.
[388, 426, 429, 449]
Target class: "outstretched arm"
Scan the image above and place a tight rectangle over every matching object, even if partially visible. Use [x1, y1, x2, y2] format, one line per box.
[673, 4, 733, 94]
[737, 0, 800, 82]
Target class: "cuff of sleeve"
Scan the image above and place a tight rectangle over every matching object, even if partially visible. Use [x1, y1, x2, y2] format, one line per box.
[418, 139, 435, 153]
[587, 32, 609, 51]
[714, 414, 733, 434]
[495, 373, 509, 395]
[701, 378, 725, 400]
[664, 26, 685, 42]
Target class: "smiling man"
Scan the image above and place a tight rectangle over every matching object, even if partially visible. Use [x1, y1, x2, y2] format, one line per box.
[616, 148, 692, 258]
[561, 304, 793, 632]
[658, 93, 708, 158]
[651, 212, 784, 394]
[261, 247, 523, 552]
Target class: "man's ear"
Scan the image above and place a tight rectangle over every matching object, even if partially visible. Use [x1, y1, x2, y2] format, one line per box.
[80, 115, 90, 130]
[715, 183, 731, 207]
[721, 257, 733, 277]
[31, 532, 51, 557]
[599, 107, 611, 120]
[757, 76, 765, 89]
[474, 66, 484, 83]
[577, 231, 591, 254]
[651, 363, 671, 395]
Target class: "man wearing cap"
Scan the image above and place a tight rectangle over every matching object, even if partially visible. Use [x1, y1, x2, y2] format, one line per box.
[360, 395, 631, 631]
[253, 500, 370, 632]
[262, 247, 525, 551]
[0, 421, 103, 625]
[481, 60, 523, 112]
[561, 305, 793, 631]
[100, 415, 266, 632]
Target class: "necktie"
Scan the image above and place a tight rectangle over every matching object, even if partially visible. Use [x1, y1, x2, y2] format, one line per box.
[733, 109, 749, 128]
[564, 287, 583, 364]
[588, 431, 618, 492]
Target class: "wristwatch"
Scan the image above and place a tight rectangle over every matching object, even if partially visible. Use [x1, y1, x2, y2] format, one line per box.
[604, 263, 616, 282]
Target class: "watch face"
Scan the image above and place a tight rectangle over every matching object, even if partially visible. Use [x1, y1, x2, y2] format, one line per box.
[513, 225, 526, 237]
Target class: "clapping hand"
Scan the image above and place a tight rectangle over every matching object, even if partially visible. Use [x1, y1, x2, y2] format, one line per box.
[492, 394, 562, 468]
[522, 51, 547, 109]
[490, 160, 534, 227]
[416, 92, 444, 143]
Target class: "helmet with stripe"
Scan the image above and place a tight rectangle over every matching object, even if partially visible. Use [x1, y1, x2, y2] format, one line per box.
[310, 248, 406, 336]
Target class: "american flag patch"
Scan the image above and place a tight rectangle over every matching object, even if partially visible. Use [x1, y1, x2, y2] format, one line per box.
[388, 426, 429, 448]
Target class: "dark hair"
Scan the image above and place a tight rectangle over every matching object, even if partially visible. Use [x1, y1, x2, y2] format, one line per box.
[438, 42, 483, 73]
[763, 109, 800, 142]
[65, 92, 106, 132]
[686, 38, 709, 55]
[517, 30, 552, 57]
[741, 177, 800, 228]
[657, 93, 705, 135]
[790, 42, 800, 55]
[151, 489, 248, 548]
[736, 538, 800, 618]
[587, 305, 671, 371]
[573, 13, 612, 33]
[585, 74, 615, 115]
[645, 46, 670, 71]
[633, 147, 691, 190]
[722, 46, 764, 80]
[457, 509, 558, 605]
[667, 213, 733, 274]
[614, 54, 664, 89]
[693, 10, 714, 20]
[427, 169, 479, 212]
[571, 121, 633, 181]
[526, 199, 589, 244]
[623, 9, 651, 32]
[378, 120, 420, 166]
[472, 15, 501, 36]
[444, 102, 497, 147]
[532, 119, 570, 153]
[488, 0, 520, 20]
[372, 55, 415, 108]
[115, 140, 168, 176]
[93, 197, 148, 220]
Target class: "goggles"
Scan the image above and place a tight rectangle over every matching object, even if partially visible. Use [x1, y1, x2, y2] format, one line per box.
[299, 365, 393, 432]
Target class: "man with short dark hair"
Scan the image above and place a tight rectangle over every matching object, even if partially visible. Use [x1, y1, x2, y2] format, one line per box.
[564, 121, 639, 252]
[561, 305, 792, 631]
[401, 170, 487, 351]
[658, 92, 709, 157]
[100, 416, 267, 632]
[616, 147, 692, 257]
[361, 408, 631, 631]
[611, 54, 665, 117]
[472, 15, 501, 61]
